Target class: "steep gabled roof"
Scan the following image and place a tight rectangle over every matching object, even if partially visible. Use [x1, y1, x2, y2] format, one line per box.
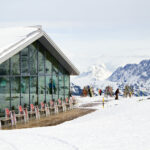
[0, 26, 79, 75]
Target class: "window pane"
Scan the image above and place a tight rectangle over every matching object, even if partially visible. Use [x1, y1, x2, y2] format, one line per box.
[11, 53, 20, 75]
[0, 59, 9, 75]
[0, 77, 10, 116]
[21, 47, 29, 74]
[59, 74, 64, 100]
[11, 77, 20, 111]
[38, 76, 45, 104]
[30, 77, 38, 105]
[52, 59, 58, 76]
[45, 51, 52, 75]
[53, 74, 58, 101]
[46, 76, 52, 102]
[64, 75, 70, 99]
[38, 48, 45, 75]
[29, 44, 37, 75]
[21, 77, 29, 107]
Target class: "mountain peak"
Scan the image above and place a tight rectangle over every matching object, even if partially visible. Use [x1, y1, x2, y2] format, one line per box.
[71, 63, 112, 88]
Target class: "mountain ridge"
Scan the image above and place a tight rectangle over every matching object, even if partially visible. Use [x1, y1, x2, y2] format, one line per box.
[71, 59, 150, 96]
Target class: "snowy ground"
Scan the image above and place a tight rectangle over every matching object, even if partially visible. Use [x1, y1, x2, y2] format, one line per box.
[0, 96, 150, 150]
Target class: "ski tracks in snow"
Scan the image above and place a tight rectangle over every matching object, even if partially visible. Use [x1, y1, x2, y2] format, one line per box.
[0, 137, 19, 150]
[0, 131, 79, 150]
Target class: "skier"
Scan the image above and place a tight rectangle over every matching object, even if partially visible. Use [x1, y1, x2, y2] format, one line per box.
[115, 88, 119, 100]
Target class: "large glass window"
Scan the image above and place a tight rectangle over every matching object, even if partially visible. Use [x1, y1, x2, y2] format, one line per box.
[0, 59, 9, 75]
[11, 77, 20, 111]
[21, 48, 29, 74]
[38, 76, 45, 104]
[59, 73, 64, 100]
[11, 53, 20, 75]
[0, 77, 10, 116]
[52, 65, 58, 101]
[21, 77, 29, 107]
[30, 77, 38, 105]
[38, 47, 45, 75]
[29, 44, 37, 75]
[64, 74, 70, 99]
[45, 51, 52, 75]
[46, 76, 52, 102]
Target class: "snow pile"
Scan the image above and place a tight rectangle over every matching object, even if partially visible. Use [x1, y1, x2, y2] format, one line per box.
[0, 96, 150, 150]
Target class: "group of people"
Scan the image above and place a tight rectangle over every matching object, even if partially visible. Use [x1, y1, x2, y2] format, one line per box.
[100, 88, 119, 100]
[123, 85, 134, 97]
[82, 86, 120, 100]
[82, 86, 94, 97]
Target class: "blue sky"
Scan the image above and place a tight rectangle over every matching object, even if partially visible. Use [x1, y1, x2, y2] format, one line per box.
[0, 0, 150, 72]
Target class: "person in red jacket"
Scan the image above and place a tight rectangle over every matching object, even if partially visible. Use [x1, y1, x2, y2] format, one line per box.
[99, 89, 102, 96]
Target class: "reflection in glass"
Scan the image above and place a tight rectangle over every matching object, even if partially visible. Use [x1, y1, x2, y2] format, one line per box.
[59, 73, 64, 100]
[21, 48, 29, 74]
[38, 48, 45, 75]
[11, 77, 20, 111]
[0, 77, 10, 115]
[21, 77, 29, 107]
[29, 44, 37, 75]
[11, 53, 20, 75]
[30, 77, 38, 105]
[46, 76, 52, 102]
[45, 51, 52, 75]
[64, 75, 70, 99]
[53, 74, 58, 101]
[0, 59, 9, 75]
[38, 76, 45, 104]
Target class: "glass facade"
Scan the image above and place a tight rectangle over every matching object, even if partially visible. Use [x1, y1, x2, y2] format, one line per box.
[0, 40, 70, 116]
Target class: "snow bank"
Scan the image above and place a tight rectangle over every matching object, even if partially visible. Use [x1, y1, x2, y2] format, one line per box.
[0, 96, 150, 150]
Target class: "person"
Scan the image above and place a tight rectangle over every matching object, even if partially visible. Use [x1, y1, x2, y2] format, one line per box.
[82, 87, 86, 97]
[53, 80, 56, 94]
[90, 87, 93, 97]
[115, 88, 119, 100]
[99, 89, 102, 96]
[88, 87, 92, 97]
[49, 79, 53, 94]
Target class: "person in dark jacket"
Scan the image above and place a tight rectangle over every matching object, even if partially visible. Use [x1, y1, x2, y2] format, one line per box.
[115, 88, 119, 100]
[49, 79, 53, 94]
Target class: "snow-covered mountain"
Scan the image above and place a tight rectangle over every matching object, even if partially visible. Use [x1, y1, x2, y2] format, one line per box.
[71, 60, 150, 96]
[108, 60, 150, 82]
[108, 59, 150, 95]
[71, 64, 112, 88]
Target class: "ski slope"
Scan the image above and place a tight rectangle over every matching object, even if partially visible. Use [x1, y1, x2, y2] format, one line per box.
[0, 96, 150, 150]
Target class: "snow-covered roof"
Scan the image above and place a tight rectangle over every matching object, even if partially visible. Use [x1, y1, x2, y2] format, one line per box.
[0, 26, 79, 75]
